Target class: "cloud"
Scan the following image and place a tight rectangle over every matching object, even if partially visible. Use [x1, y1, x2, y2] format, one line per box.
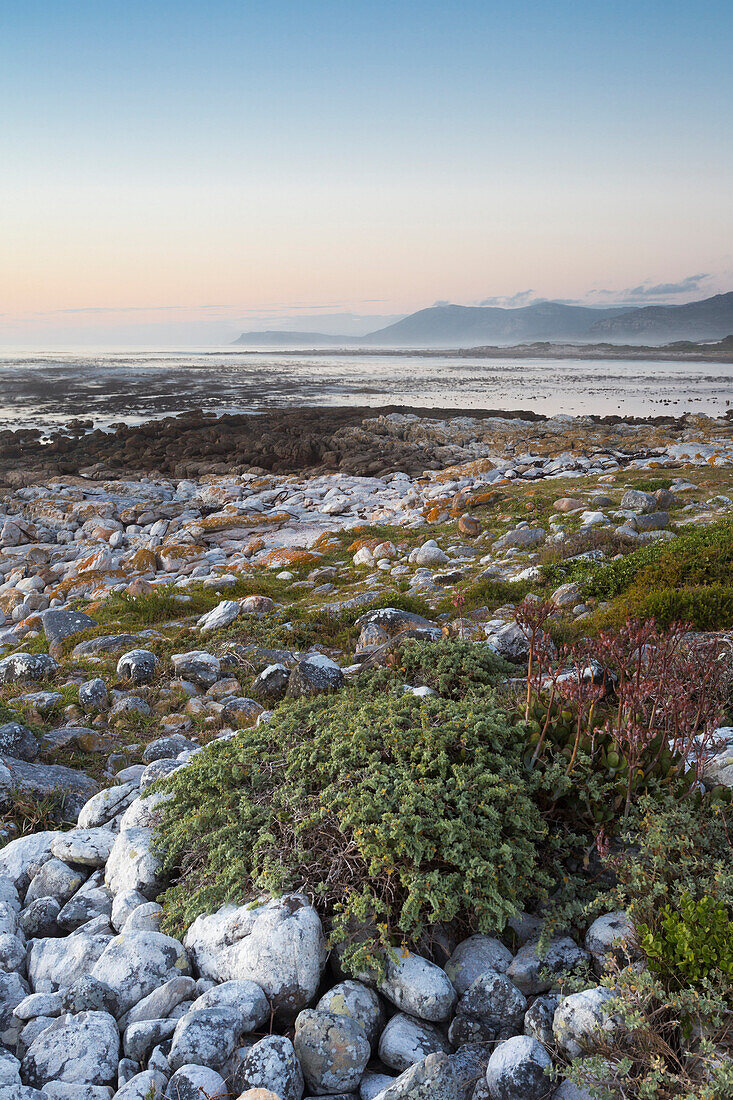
[586, 273, 714, 305]
[478, 290, 538, 307]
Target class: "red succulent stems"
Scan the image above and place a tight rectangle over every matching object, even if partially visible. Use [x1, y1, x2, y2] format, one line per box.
[516, 598, 727, 814]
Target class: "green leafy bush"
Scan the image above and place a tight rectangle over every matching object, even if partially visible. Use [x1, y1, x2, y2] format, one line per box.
[155, 689, 550, 974]
[640, 893, 733, 986]
[558, 796, 733, 1100]
[602, 585, 733, 631]
[368, 637, 514, 700]
[588, 519, 733, 594]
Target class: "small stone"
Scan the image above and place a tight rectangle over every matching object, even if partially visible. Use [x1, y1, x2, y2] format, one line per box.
[506, 936, 590, 995]
[458, 514, 481, 537]
[620, 489, 657, 513]
[0, 722, 39, 762]
[116, 650, 159, 686]
[553, 986, 618, 1059]
[40, 610, 98, 659]
[171, 651, 221, 688]
[316, 979, 385, 1046]
[378, 949, 456, 1022]
[163, 1064, 228, 1100]
[90, 930, 191, 1014]
[445, 934, 513, 996]
[21, 1010, 120, 1088]
[585, 911, 635, 972]
[286, 654, 345, 698]
[294, 1009, 371, 1094]
[485, 1034, 552, 1100]
[79, 679, 109, 712]
[232, 1035, 304, 1100]
[378, 1013, 450, 1073]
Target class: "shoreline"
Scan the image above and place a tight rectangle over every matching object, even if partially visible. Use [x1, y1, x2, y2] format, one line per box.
[230, 339, 733, 362]
[1, 403, 732, 488]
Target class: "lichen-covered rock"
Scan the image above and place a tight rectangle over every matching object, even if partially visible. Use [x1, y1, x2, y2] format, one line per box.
[113, 1068, 169, 1099]
[163, 1064, 228, 1100]
[506, 937, 590, 995]
[0, 970, 30, 1047]
[620, 489, 656, 514]
[553, 986, 617, 1060]
[90, 931, 191, 1014]
[183, 894, 327, 1018]
[0, 722, 39, 762]
[444, 935, 513, 996]
[378, 950, 456, 1022]
[584, 912, 635, 971]
[21, 1010, 120, 1088]
[171, 651, 220, 689]
[449, 969, 527, 1045]
[286, 653, 345, 698]
[122, 975, 196, 1026]
[232, 1035, 305, 1100]
[51, 829, 116, 869]
[28, 929, 112, 992]
[77, 784, 138, 830]
[377, 1014, 450, 1074]
[294, 1009, 371, 1095]
[371, 1050, 478, 1100]
[0, 757, 97, 821]
[198, 599, 241, 634]
[485, 1035, 552, 1100]
[316, 980, 385, 1046]
[41, 610, 98, 659]
[104, 827, 162, 899]
[0, 652, 57, 685]
[116, 650, 159, 686]
[78, 678, 109, 713]
[0, 832, 58, 891]
[522, 993, 558, 1046]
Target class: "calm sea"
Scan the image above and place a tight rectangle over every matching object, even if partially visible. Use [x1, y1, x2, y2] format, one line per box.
[0, 348, 731, 434]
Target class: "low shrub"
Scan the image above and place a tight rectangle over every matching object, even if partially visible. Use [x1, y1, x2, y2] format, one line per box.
[587, 520, 733, 601]
[640, 893, 733, 987]
[561, 796, 733, 1100]
[600, 585, 733, 632]
[369, 637, 514, 700]
[155, 690, 551, 975]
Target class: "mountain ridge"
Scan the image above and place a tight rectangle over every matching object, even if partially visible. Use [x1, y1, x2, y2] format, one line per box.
[233, 292, 733, 348]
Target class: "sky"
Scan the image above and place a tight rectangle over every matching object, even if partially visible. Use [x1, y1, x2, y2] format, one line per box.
[1, 0, 732, 344]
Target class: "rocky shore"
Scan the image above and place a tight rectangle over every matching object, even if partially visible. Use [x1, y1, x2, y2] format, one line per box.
[1, 406, 727, 487]
[0, 409, 732, 1100]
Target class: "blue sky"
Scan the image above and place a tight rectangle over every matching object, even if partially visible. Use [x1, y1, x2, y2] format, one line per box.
[1, 1, 731, 342]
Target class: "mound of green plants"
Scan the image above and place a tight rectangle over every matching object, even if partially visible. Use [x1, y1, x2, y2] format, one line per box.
[540, 519, 733, 630]
[588, 518, 733, 598]
[561, 795, 733, 1100]
[366, 637, 514, 700]
[154, 689, 551, 974]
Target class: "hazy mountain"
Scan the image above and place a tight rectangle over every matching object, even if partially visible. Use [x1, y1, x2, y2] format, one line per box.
[587, 292, 733, 341]
[232, 292, 733, 348]
[358, 302, 626, 345]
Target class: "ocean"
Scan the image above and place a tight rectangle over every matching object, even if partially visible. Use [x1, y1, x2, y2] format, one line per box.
[0, 348, 731, 434]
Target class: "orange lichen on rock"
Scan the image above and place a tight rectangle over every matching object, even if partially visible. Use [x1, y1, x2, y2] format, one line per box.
[433, 457, 496, 482]
[313, 532, 341, 553]
[424, 505, 450, 523]
[191, 511, 292, 533]
[127, 548, 158, 573]
[48, 568, 127, 600]
[347, 537, 382, 553]
[244, 537, 266, 557]
[261, 547, 320, 569]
